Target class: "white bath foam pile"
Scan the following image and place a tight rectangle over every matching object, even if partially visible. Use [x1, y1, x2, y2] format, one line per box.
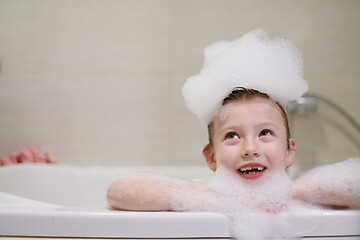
[207, 166, 293, 213]
[208, 166, 296, 239]
[182, 29, 309, 125]
[170, 158, 360, 239]
[171, 166, 306, 240]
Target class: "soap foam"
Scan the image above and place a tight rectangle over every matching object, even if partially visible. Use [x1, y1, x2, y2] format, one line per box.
[169, 159, 360, 239]
[182, 29, 309, 125]
[170, 166, 310, 239]
[207, 166, 292, 212]
[206, 167, 297, 239]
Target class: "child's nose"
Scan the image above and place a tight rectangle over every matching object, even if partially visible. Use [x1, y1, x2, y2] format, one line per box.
[241, 139, 260, 158]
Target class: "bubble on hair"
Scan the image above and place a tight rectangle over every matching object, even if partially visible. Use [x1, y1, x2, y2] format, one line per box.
[182, 29, 309, 125]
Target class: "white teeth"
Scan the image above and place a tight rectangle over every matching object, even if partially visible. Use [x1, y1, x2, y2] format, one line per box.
[240, 167, 252, 171]
[239, 166, 264, 172]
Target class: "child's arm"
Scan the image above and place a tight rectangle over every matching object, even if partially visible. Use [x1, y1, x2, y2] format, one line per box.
[291, 158, 360, 208]
[107, 173, 209, 211]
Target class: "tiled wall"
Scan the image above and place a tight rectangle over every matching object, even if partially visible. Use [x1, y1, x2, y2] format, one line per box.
[0, 0, 359, 174]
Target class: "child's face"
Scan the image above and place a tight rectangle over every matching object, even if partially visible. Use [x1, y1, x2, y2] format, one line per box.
[203, 97, 296, 180]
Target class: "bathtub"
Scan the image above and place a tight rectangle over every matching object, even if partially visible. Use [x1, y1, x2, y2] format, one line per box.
[0, 164, 359, 239]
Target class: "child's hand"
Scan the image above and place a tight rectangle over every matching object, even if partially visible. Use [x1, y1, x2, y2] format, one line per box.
[0, 147, 56, 166]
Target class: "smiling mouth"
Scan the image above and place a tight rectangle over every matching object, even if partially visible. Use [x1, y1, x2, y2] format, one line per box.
[239, 166, 266, 174]
[238, 166, 267, 179]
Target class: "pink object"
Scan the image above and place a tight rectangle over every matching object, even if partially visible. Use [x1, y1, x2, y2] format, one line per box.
[0, 147, 56, 166]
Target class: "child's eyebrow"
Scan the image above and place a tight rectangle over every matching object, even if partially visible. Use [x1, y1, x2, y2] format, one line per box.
[215, 124, 238, 137]
[257, 122, 280, 128]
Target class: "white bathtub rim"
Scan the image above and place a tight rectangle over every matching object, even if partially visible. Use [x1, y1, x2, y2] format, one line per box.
[0, 206, 231, 238]
[1, 190, 360, 239]
[1, 164, 360, 238]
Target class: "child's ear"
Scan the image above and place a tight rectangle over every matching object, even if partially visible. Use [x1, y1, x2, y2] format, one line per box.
[202, 144, 217, 172]
[285, 138, 296, 168]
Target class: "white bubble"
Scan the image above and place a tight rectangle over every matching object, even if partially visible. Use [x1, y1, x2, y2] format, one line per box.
[170, 166, 309, 239]
[207, 166, 292, 212]
[182, 29, 309, 125]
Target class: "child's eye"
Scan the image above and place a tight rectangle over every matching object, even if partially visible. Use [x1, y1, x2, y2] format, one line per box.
[225, 132, 240, 140]
[259, 129, 274, 137]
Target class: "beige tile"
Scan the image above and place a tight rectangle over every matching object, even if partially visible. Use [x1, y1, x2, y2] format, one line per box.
[0, 0, 359, 167]
[0, 75, 171, 165]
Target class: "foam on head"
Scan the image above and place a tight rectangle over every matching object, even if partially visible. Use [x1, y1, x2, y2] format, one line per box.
[182, 29, 309, 125]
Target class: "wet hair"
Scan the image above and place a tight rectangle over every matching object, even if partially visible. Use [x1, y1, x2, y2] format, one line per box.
[205, 87, 291, 150]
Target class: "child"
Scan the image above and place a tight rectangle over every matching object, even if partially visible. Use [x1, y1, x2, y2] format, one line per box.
[107, 87, 296, 211]
[107, 29, 360, 211]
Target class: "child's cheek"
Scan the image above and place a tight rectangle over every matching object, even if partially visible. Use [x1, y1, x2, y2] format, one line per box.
[217, 148, 236, 168]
